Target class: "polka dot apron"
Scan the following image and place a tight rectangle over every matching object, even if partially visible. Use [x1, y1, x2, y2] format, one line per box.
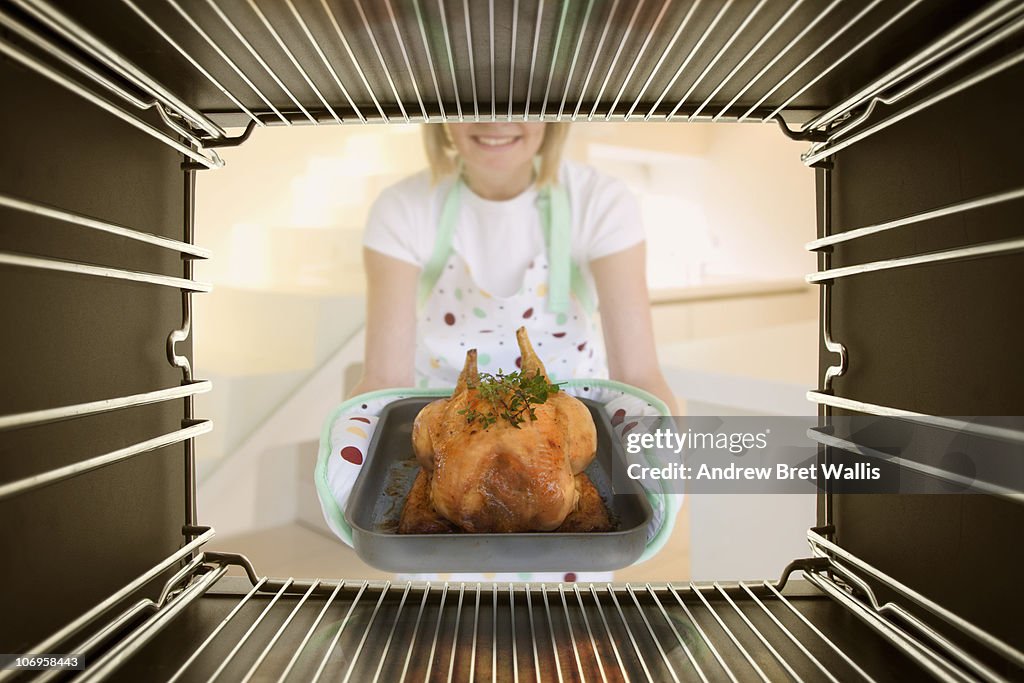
[414, 177, 607, 387]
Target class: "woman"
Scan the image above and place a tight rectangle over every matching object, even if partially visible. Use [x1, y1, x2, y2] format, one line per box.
[351, 121, 676, 412]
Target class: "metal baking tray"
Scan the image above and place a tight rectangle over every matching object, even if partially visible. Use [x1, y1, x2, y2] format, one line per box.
[345, 397, 653, 573]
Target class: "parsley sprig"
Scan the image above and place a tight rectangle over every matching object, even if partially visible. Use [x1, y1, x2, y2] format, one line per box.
[458, 369, 563, 429]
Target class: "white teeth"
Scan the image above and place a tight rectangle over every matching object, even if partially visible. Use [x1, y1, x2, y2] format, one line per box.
[476, 136, 517, 147]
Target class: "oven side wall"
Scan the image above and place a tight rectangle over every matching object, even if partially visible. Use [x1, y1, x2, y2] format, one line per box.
[822, 60, 1024, 649]
[0, 59, 191, 651]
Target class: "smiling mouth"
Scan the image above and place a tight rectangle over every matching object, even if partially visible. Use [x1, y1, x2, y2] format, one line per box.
[472, 135, 521, 148]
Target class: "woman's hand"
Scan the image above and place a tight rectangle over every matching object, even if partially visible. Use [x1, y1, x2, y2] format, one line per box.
[591, 242, 679, 414]
[348, 248, 420, 397]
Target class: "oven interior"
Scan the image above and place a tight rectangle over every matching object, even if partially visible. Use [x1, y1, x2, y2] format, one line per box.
[1, 0, 1022, 680]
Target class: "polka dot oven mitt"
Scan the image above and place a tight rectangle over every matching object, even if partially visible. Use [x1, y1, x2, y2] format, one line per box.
[316, 380, 681, 563]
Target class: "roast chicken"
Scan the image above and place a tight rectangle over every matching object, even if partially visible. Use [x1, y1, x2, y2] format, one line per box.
[407, 327, 601, 533]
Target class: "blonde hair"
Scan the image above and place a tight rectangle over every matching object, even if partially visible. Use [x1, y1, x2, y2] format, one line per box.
[422, 123, 571, 186]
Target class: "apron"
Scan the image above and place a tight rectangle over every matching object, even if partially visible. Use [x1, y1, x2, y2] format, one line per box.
[408, 175, 614, 584]
[414, 176, 607, 387]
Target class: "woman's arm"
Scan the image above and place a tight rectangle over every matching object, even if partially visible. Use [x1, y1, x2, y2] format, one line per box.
[591, 242, 679, 413]
[348, 247, 420, 397]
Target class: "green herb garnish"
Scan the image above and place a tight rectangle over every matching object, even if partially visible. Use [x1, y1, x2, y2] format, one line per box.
[457, 369, 563, 429]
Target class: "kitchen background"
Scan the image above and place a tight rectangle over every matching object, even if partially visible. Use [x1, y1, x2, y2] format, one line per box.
[193, 121, 818, 581]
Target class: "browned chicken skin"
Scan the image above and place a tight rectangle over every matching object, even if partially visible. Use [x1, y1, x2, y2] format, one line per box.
[410, 327, 599, 532]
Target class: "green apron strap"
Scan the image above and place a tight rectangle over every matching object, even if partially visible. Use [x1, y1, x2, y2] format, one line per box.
[417, 178, 461, 308]
[541, 185, 597, 315]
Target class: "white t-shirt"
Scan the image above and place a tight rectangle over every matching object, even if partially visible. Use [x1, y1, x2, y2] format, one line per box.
[362, 160, 645, 297]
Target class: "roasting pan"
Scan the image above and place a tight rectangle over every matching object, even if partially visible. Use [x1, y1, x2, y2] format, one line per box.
[345, 397, 653, 572]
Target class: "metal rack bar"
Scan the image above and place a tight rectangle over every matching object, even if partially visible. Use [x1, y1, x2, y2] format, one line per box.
[0, 39, 220, 167]
[626, 584, 680, 683]
[803, 0, 1024, 132]
[817, 11, 1024, 149]
[803, 47, 1024, 165]
[0, 8, 146, 114]
[808, 391, 1024, 445]
[437, 0, 464, 121]
[646, 585, 709, 683]
[284, 0, 365, 123]
[807, 187, 1024, 251]
[808, 427, 1024, 503]
[0, 421, 211, 501]
[690, 583, 769, 682]
[209, 578, 296, 681]
[625, 0, 702, 120]
[588, 0, 646, 121]
[525, 585, 540, 683]
[715, 0, 842, 120]
[607, 0, 672, 121]
[399, 583, 431, 681]
[809, 531, 1024, 668]
[539, 585, 565, 683]
[572, 585, 608, 683]
[423, 583, 449, 681]
[276, 581, 344, 683]
[243, 0, 338, 124]
[572, 0, 619, 120]
[608, 584, 654, 682]
[342, 581, 390, 683]
[489, 0, 496, 120]
[0, 193, 210, 258]
[461, 0, 480, 120]
[522, 0, 546, 120]
[0, 251, 212, 291]
[666, 585, 737, 683]
[557, 586, 586, 682]
[412, 0, 445, 121]
[0, 528, 213, 683]
[77, 565, 231, 682]
[739, 0, 886, 122]
[384, 0, 429, 121]
[318, 0, 388, 123]
[539, 0, 570, 120]
[241, 580, 319, 683]
[715, 582, 804, 682]
[447, 583, 466, 683]
[0, 380, 211, 432]
[646, 0, 732, 120]
[510, 584, 519, 683]
[118, 0, 260, 126]
[589, 584, 628, 678]
[691, 0, 806, 120]
[825, 562, 1004, 682]
[310, 581, 369, 683]
[764, 0, 927, 122]
[507, 0, 520, 120]
[802, 573, 963, 682]
[469, 584, 481, 682]
[807, 236, 1024, 283]
[13, 0, 224, 138]
[491, 585, 498, 683]
[556, 0, 594, 120]
[762, 582, 875, 682]
[163, 0, 285, 125]
[204, 0, 315, 125]
[668, 0, 768, 121]
[35, 551, 204, 683]
[373, 582, 412, 682]
[739, 582, 837, 682]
